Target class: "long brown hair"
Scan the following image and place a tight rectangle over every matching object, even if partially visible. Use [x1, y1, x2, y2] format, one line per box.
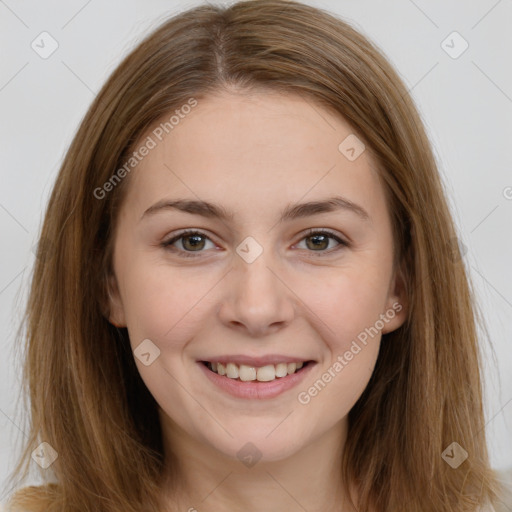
[5, 1, 502, 510]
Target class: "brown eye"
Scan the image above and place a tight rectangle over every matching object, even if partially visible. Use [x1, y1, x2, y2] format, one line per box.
[181, 233, 206, 251]
[162, 230, 215, 258]
[296, 229, 348, 255]
[305, 233, 330, 251]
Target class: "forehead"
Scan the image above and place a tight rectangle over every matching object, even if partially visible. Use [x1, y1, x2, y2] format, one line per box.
[121, 91, 386, 223]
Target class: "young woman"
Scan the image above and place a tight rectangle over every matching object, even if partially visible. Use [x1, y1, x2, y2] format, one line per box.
[4, 1, 509, 510]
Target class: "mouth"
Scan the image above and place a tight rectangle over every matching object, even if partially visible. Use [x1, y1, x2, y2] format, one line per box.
[197, 358, 316, 399]
[201, 360, 312, 382]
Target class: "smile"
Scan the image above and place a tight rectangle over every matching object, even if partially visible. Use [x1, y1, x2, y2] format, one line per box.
[198, 360, 315, 399]
[204, 361, 307, 382]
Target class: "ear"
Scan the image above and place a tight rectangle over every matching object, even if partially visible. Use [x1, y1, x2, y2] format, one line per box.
[105, 272, 127, 328]
[382, 261, 408, 335]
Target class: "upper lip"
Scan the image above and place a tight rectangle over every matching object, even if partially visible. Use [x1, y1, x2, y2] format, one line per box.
[199, 355, 314, 367]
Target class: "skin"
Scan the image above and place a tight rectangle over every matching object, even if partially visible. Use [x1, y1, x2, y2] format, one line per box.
[107, 89, 408, 512]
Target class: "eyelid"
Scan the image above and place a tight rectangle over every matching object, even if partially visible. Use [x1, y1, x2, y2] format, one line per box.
[298, 227, 348, 245]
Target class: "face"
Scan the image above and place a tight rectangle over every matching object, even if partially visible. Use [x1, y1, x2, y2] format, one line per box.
[107, 90, 407, 465]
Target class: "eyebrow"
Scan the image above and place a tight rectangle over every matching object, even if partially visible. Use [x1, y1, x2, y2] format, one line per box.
[141, 195, 370, 223]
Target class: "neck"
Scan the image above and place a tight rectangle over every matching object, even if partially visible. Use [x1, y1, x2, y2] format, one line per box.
[158, 414, 359, 512]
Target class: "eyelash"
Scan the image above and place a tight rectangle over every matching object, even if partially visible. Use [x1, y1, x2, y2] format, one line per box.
[161, 228, 349, 259]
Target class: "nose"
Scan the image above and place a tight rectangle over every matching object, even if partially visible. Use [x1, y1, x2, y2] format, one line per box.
[217, 249, 296, 337]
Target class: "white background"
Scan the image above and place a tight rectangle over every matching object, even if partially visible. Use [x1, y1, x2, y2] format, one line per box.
[1, 0, 511, 499]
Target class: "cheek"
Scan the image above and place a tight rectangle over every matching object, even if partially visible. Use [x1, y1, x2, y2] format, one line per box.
[296, 285, 382, 419]
[120, 258, 217, 342]
[299, 344, 379, 421]
[309, 261, 390, 409]
[299, 261, 392, 352]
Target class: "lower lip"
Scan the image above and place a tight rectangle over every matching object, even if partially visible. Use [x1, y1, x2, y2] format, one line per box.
[198, 361, 315, 400]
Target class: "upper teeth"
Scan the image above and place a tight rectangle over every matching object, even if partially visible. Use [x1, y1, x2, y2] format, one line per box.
[208, 361, 304, 382]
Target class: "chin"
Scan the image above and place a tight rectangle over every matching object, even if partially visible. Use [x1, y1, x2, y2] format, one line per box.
[201, 426, 309, 465]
